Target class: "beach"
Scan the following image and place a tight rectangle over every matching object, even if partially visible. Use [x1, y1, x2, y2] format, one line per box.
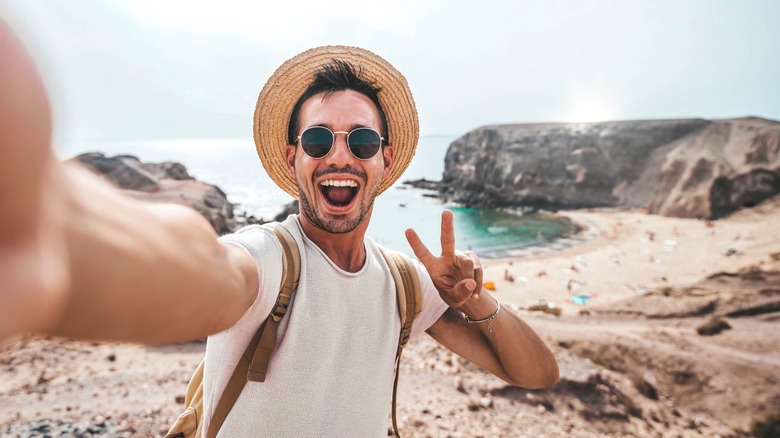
[1, 202, 779, 437]
[484, 201, 780, 312]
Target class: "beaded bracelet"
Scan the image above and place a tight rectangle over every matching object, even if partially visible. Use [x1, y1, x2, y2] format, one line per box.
[464, 294, 501, 333]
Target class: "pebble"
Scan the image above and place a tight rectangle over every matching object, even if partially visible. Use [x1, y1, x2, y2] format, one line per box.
[455, 376, 466, 393]
[479, 396, 493, 408]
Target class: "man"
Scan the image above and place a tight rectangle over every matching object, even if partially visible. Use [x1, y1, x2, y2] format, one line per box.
[1, 26, 558, 437]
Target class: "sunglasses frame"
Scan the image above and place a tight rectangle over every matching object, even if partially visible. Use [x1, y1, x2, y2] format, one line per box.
[295, 126, 385, 160]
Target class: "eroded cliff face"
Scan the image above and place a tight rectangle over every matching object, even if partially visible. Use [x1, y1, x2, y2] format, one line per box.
[441, 117, 780, 218]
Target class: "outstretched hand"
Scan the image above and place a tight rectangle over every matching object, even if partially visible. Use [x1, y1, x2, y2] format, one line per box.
[0, 22, 70, 341]
[405, 210, 483, 309]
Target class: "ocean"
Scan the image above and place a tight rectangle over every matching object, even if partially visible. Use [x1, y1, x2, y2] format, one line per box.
[58, 135, 572, 257]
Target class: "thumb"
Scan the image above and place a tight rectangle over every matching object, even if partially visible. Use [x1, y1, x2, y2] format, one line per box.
[454, 278, 477, 296]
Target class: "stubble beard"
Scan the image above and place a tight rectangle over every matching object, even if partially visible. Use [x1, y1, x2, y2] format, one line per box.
[296, 177, 381, 234]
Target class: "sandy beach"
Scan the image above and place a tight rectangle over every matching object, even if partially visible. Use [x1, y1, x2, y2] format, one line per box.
[2, 201, 779, 437]
[484, 200, 780, 312]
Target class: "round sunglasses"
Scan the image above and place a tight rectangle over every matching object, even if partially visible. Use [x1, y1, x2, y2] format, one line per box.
[296, 126, 384, 160]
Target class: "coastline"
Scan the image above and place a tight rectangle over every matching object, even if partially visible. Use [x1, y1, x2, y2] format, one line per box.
[478, 209, 596, 259]
[481, 199, 780, 312]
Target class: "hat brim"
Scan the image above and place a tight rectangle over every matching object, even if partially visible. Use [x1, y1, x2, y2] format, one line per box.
[253, 45, 419, 199]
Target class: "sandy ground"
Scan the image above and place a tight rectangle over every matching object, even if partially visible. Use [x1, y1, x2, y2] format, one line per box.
[484, 201, 780, 311]
[1, 200, 779, 437]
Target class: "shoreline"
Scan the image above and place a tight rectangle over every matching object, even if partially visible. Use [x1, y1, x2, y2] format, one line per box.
[480, 199, 780, 312]
[479, 209, 599, 259]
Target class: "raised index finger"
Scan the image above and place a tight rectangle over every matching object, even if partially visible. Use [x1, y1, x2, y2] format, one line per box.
[405, 228, 436, 267]
[440, 210, 456, 256]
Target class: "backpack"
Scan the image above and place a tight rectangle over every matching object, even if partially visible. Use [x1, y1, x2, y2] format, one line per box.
[166, 222, 423, 438]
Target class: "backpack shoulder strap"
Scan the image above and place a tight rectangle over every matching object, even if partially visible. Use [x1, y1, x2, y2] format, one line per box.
[247, 223, 300, 381]
[378, 247, 423, 346]
[207, 222, 301, 438]
[378, 246, 424, 438]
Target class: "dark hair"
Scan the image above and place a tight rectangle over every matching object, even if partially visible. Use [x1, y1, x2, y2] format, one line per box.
[287, 59, 389, 145]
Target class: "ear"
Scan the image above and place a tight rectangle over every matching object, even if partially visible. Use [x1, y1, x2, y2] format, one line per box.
[381, 145, 394, 179]
[285, 144, 296, 178]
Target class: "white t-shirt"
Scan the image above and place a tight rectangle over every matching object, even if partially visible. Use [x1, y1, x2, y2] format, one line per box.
[202, 215, 449, 437]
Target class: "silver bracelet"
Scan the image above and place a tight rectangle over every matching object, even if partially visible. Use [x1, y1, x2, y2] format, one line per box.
[464, 294, 501, 333]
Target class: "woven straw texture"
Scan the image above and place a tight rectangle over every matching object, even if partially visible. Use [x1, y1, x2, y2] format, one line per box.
[253, 45, 419, 198]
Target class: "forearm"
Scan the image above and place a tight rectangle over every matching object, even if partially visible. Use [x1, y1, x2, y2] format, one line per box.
[457, 293, 559, 388]
[45, 164, 256, 343]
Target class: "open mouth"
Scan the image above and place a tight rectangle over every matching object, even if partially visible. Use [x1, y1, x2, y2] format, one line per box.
[319, 179, 359, 207]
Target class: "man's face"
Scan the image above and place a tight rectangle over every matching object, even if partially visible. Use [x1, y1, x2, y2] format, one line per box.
[285, 90, 394, 234]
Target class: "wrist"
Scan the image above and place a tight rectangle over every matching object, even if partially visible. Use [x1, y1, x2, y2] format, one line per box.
[461, 293, 501, 333]
[458, 291, 497, 319]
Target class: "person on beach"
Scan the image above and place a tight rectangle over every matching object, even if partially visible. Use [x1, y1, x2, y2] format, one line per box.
[0, 22, 558, 436]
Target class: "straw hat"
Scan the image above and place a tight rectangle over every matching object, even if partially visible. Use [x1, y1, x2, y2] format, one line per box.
[253, 45, 419, 198]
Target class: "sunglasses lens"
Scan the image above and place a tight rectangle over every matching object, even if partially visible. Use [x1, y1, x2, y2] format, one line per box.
[348, 128, 382, 159]
[300, 127, 333, 158]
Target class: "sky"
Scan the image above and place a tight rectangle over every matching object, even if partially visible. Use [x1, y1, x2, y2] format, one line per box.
[3, 0, 779, 146]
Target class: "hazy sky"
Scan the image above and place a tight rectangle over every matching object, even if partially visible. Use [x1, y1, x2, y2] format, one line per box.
[3, 0, 779, 145]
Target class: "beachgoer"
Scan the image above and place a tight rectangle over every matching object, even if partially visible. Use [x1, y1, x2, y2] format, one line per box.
[0, 29, 559, 436]
[504, 268, 515, 282]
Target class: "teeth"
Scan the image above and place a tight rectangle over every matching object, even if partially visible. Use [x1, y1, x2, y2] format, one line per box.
[320, 179, 358, 187]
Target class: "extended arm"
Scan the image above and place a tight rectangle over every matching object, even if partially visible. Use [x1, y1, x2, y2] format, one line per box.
[406, 211, 558, 388]
[0, 22, 257, 344]
[46, 165, 259, 343]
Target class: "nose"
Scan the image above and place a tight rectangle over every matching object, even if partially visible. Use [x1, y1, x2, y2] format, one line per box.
[324, 132, 353, 167]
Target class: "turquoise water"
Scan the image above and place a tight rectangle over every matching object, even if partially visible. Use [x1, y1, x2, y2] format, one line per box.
[58, 135, 572, 257]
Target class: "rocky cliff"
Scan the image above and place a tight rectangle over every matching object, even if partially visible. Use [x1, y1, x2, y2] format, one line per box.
[440, 117, 780, 218]
[73, 152, 262, 234]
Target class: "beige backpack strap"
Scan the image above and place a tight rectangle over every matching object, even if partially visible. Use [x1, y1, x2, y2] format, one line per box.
[378, 247, 423, 438]
[207, 318, 270, 438]
[207, 223, 300, 438]
[248, 224, 300, 382]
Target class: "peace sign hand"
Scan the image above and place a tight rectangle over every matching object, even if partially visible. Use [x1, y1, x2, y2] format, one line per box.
[405, 210, 483, 309]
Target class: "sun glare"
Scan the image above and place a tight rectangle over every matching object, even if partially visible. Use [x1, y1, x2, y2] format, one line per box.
[558, 91, 619, 123]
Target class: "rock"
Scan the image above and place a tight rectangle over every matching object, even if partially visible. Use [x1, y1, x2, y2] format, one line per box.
[696, 317, 731, 336]
[3, 419, 117, 437]
[455, 376, 466, 393]
[441, 117, 780, 218]
[73, 152, 265, 234]
[591, 269, 780, 319]
[77, 152, 161, 192]
[479, 396, 493, 408]
[138, 161, 193, 181]
[750, 413, 780, 438]
[274, 200, 299, 222]
[402, 178, 444, 191]
[527, 301, 562, 316]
